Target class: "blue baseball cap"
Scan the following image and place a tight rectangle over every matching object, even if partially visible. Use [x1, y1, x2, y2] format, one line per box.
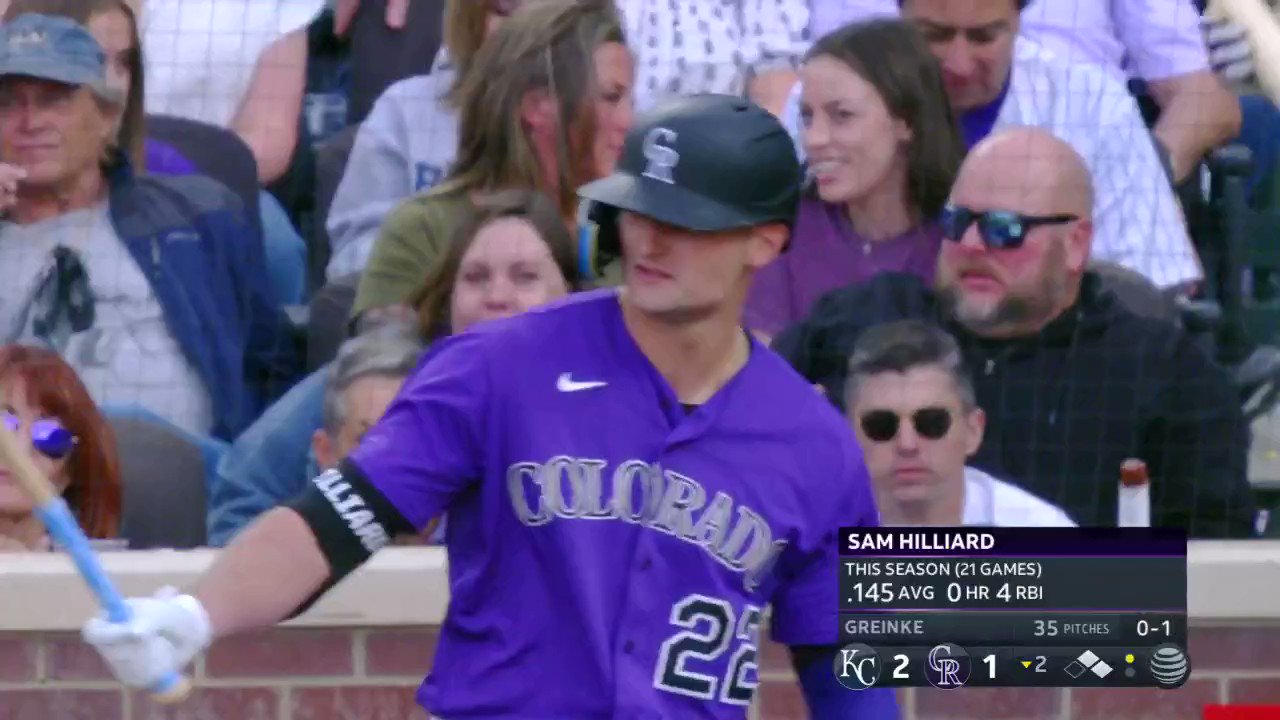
[0, 14, 121, 103]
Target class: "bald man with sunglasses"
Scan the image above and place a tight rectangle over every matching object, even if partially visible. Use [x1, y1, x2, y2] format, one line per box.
[776, 126, 1257, 538]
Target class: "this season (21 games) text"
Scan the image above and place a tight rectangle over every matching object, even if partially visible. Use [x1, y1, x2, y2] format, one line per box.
[841, 556, 1183, 611]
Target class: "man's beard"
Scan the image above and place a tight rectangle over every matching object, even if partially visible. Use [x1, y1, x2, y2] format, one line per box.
[938, 284, 1053, 333]
[939, 253, 1067, 335]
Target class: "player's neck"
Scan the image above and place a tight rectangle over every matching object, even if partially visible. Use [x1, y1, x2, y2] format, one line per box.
[620, 299, 749, 405]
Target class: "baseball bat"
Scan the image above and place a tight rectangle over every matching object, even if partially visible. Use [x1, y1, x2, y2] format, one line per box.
[0, 425, 191, 703]
[1206, 0, 1280, 105]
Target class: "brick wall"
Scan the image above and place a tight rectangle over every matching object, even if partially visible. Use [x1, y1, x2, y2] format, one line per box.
[2, 623, 1278, 720]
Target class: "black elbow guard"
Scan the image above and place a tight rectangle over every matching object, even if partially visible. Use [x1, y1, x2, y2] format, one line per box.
[285, 459, 416, 582]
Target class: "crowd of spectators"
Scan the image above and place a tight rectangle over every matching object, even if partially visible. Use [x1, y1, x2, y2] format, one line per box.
[0, 0, 1277, 557]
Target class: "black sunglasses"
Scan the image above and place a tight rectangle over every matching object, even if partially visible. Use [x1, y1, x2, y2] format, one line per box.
[31, 246, 94, 344]
[859, 407, 953, 443]
[940, 205, 1077, 250]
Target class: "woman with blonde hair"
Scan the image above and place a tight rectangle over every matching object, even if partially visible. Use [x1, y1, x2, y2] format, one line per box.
[349, 0, 633, 327]
[326, 0, 539, 279]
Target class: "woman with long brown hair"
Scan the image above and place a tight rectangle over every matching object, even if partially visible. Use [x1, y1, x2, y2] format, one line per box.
[326, 0, 532, 279]
[351, 0, 633, 327]
[0, 344, 122, 551]
[746, 19, 964, 339]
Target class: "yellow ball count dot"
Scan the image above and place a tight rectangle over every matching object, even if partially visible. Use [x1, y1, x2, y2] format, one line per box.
[1125, 654, 1135, 664]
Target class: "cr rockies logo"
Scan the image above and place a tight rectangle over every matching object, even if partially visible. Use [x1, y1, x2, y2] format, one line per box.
[926, 643, 972, 689]
[833, 643, 882, 690]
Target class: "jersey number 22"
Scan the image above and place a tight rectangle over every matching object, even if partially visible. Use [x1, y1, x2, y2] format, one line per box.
[654, 594, 762, 706]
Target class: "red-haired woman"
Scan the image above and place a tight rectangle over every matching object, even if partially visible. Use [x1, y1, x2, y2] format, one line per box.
[0, 345, 123, 552]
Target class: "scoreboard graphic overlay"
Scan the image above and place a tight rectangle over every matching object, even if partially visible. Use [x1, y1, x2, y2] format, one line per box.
[835, 528, 1188, 690]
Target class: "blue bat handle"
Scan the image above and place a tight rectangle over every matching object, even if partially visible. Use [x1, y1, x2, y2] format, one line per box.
[35, 498, 187, 697]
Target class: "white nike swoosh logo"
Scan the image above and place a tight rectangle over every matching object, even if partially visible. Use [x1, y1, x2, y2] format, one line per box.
[557, 373, 607, 392]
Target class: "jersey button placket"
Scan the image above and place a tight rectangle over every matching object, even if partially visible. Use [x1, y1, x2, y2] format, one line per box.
[615, 532, 662, 715]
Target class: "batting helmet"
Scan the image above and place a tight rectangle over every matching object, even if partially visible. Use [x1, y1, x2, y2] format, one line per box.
[576, 93, 803, 280]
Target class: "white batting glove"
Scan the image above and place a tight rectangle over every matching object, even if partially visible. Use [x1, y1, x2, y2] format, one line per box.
[81, 586, 211, 689]
[1202, 14, 1255, 83]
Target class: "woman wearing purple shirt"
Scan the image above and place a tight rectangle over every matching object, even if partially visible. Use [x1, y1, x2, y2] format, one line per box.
[745, 19, 963, 338]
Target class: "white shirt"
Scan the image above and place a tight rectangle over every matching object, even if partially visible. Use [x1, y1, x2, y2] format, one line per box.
[995, 39, 1200, 288]
[962, 466, 1077, 527]
[142, 0, 325, 128]
[0, 203, 214, 435]
[807, 0, 1210, 82]
[783, 37, 1202, 288]
[620, 0, 810, 111]
[808, 0, 898, 36]
[1020, 0, 1209, 82]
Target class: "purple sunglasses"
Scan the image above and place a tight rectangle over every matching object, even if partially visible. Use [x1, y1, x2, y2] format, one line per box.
[1, 412, 76, 459]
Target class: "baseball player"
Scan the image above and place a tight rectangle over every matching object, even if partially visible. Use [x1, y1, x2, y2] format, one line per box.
[83, 95, 898, 718]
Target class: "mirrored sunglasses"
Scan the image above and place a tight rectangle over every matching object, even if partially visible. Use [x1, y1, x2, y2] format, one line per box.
[1, 411, 76, 459]
[940, 205, 1077, 250]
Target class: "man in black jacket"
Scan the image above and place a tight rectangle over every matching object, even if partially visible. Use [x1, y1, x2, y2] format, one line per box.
[775, 126, 1257, 537]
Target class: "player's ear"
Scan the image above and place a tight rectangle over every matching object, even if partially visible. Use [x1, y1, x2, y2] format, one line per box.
[747, 223, 787, 269]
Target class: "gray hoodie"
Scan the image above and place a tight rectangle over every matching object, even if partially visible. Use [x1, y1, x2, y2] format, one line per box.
[325, 51, 457, 279]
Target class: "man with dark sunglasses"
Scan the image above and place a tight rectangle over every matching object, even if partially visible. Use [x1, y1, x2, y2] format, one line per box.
[847, 319, 1074, 527]
[776, 126, 1256, 538]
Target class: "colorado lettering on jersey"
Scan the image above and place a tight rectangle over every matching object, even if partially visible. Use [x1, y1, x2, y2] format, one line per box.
[313, 468, 392, 554]
[506, 456, 787, 592]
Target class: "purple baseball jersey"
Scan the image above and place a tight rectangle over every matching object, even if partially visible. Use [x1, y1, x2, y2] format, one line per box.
[348, 289, 880, 719]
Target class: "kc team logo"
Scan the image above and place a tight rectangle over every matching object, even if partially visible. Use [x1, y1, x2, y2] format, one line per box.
[833, 643, 882, 690]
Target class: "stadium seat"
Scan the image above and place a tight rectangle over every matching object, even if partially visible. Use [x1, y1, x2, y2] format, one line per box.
[306, 272, 361, 373]
[1090, 261, 1182, 325]
[145, 114, 262, 224]
[112, 415, 209, 550]
[1195, 146, 1280, 518]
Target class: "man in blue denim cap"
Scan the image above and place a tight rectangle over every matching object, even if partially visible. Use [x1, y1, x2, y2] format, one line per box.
[0, 13, 300, 449]
[0, 14, 123, 201]
[0, 13, 123, 101]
